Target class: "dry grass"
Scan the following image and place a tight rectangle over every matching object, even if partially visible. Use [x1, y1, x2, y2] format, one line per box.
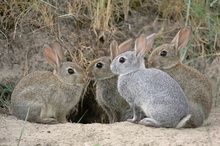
[1, 0, 219, 52]
[157, 0, 186, 21]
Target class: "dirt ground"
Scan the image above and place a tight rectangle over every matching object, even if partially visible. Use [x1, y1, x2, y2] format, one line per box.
[0, 103, 220, 146]
[1, 7, 220, 146]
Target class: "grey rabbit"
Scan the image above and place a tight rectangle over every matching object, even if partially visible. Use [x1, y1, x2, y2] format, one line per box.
[148, 26, 212, 128]
[11, 41, 87, 124]
[87, 39, 134, 123]
[110, 33, 191, 128]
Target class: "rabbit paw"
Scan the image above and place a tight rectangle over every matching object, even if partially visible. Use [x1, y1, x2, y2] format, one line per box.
[139, 118, 161, 128]
[40, 118, 59, 124]
[127, 118, 139, 124]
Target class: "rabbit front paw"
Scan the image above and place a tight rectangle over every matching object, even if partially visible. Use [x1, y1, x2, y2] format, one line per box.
[139, 118, 161, 128]
[127, 118, 139, 124]
[39, 118, 59, 124]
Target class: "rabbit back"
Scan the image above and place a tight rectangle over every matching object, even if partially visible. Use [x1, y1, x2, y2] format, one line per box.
[12, 71, 61, 122]
[11, 70, 84, 123]
[163, 65, 212, 127]
[118, 68, 190, 127]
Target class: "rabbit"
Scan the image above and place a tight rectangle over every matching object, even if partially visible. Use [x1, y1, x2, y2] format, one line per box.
[11, 41, 87, 124]
[148, 26, 213, 128]
[110, 33, 191, 128]
[87, 38, 135, 123]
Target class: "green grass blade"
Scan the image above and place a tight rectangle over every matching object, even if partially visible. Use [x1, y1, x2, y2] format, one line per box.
[17, 108, 30, 146]
[215, 79, 220, 107]
[185, 0, 191, 26]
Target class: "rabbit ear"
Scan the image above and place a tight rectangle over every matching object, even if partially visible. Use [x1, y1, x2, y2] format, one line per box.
[51, 41, 65, 62]
[43, 44, 60, 70]
[135, 34, 155, 57]
[135, 34, 147, 57]
[110, 38, 133, 61]
[145, 33, 156, 53]
[171, 26, 192, 54]
[110, 40, 119, 61]
[118, 38, 133, 54]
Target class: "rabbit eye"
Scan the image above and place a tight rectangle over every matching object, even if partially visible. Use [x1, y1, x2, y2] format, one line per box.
[160, 51, 167, 57]
[68, 68, 75, 74]
[119, 57, 126, 63]
[96, 62, 103, 69]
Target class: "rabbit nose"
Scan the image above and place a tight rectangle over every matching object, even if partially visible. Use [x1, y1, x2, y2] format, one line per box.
[78, 74, 87, 85]
[86, 70, 94, 78]
[83, 73, 88, 82]
[82, 78, 87, 84]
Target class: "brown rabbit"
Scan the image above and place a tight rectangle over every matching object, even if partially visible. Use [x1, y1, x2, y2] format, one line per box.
[11, 41, 87, 124]
[87, 39, 134, 123]
[148, 26, 212, 128]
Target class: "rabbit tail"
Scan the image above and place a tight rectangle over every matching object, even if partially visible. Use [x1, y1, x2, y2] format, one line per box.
[184, 102, 206, 128]
[176, 114, 191, 128]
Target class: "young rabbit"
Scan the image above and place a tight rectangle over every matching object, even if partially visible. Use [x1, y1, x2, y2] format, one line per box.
[87, 39, 134, 123]
[110, 34, 191, 128]
[148, 26, 212, 128]
[11, 41, 87, 124]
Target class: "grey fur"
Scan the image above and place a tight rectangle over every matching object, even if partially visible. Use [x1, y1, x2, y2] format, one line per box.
[11, 42, 87, 124]
[110, 34, 191, 128]
[87, 56, 133, 123]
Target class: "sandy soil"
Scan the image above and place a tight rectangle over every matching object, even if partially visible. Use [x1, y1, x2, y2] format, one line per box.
[0, 104, 220, 146]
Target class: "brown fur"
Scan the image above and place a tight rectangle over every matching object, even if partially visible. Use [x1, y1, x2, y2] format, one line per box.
[87, 56, 132, 123]
[11, 41, 87, 124]
[86, 39, 134, 123]
[148, 27, 212, 128]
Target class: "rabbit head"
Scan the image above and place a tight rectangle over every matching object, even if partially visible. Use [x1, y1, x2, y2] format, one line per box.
[148, 26, 192, 69]
[87, 56, 114, 80]
[111, 34, 155, 75]
[43, 41, 87, 86]
[87, 38, 133, 80]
